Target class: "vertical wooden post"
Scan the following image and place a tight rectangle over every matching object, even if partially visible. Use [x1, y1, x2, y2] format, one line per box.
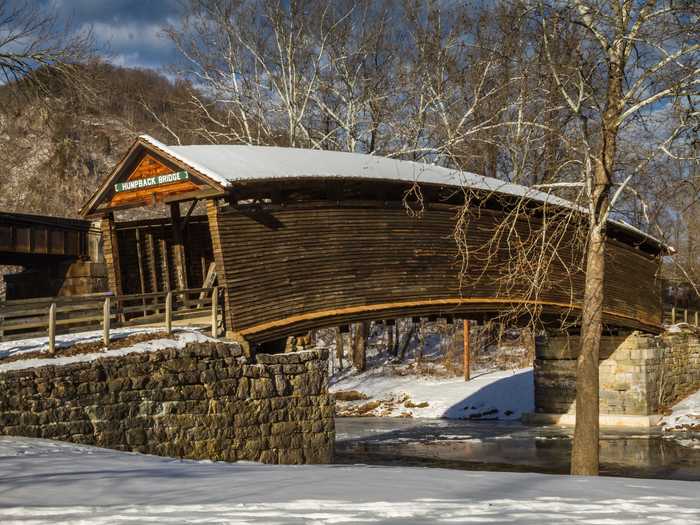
[145, 231, 160, 313]
[671, 307, 677, 324]
[416, 320, 425, 364]
[100, 213, 123, 295]
[463, 319, 470, 381]
[352, 322, 368, 371]
[159, 230, 171, 292]
[169, 202, 188, 291]
[335, 327, 344, 369]
[48, 303, 56, 355]
[206, 199, 230, 338]
[134, 228, 148, 316]
[684, 308, 688, 323]
[386, 324, 394, 355]
[694, 311, 698, 327]
[165, 291, 173, 335]
[103, 297, 110, 346]
[211, 286, 219, 337]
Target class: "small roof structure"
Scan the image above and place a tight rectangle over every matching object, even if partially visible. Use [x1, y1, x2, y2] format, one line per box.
[80, 134, 668, 253]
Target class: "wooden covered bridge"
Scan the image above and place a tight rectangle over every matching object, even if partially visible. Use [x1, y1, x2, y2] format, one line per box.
[79, 135, 666, 349]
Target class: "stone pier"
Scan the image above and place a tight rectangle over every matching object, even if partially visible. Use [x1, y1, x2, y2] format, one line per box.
[530, 330, 700, 427]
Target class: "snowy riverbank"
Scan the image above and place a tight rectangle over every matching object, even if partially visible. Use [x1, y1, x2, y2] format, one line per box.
[331, 365, 534, 419]
[1, 436, 699, 524]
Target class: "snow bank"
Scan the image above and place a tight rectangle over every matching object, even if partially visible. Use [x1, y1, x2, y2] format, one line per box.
[0, 326, 160, 359]
[0, 328, 216, 373]
[331, 366, 534, 420]
[1, 436, 698, 524]
[663, 388, 700, 441]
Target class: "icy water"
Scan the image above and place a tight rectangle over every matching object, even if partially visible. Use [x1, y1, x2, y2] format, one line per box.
[335, 417, 700, 481]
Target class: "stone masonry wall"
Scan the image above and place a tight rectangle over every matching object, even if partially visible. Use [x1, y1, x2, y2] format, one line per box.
[535, 330, 700, 416]
[0, 343, 334, 464]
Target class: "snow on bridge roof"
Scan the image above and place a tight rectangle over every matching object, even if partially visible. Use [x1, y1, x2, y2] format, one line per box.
[142, 134, 568, 203]
[139, 135, 667, 251]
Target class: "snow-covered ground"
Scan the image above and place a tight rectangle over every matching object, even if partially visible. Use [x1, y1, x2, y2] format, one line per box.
[331, 365, 533, 420]
[663, 389, 700, 449]
[0, 328, 219, 373]
[0, 436, 698, 524]
[664, 389, 700, 432]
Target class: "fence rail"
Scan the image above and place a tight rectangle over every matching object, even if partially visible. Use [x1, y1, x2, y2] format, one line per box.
[0, 287, 224, 353]
[663, 306, 700, 327]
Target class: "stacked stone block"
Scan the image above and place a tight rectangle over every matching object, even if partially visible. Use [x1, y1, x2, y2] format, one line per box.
[0, 343, 334, 464]
[534, 330, 700, 416]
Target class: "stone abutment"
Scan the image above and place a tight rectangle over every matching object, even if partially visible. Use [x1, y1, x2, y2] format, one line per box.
[0, 343, 334, 464]
[532, 330, 700, 426]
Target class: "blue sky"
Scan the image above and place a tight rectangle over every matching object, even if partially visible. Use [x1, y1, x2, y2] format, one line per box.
[45, 0, 183, 70]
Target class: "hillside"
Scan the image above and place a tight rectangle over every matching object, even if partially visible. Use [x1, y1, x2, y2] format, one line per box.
[0, 63, 203, 218]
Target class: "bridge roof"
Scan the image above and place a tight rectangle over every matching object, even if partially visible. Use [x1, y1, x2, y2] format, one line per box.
[141, 134, 565, 204]
[139, 135, 667, 253]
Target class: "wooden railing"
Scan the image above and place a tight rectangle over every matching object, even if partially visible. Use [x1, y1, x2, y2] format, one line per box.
[664, 306, 700, 327]
[0, 287, 224, 352]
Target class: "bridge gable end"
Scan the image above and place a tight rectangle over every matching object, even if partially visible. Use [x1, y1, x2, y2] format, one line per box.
[79, 138, 225, 218]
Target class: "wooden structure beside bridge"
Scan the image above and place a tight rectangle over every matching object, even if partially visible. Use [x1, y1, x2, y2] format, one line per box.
[0, 212, 105, 299]
[0, 211, 95, 265]
[80, 135, 668, 350]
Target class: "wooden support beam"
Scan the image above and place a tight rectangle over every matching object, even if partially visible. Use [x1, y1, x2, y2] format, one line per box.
[159, 229, 171, 291]
[145, 231, 159, 291]
[182, 200, 198, 228]
[165, 291, 172, 335]
[100, 213, 123, 295]
[48, 303, 56, 355]
[169, 202, 189, 291]
[103, 297, 110, 346]
[211, 285, 219, 337]
[206, 199, 231, 336]
[463, 319, 470, 381]
[162, 188, 224, 204]
[134, 228, 147, 316]
[145, 230, 160, 313]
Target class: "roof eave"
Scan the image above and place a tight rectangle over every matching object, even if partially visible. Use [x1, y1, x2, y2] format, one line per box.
[79, 136, 228, 218]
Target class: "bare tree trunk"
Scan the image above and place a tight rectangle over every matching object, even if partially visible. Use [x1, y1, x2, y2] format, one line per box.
[415, 320, 425, 365]
[386, 324, 394, 355]
[353, 322, 368, 372]
[571, 115, 616, 475]
[398, 324, 416, 361]
[335, 327, 344, 370]
[571, 223, 605, 475]
[390, 321, 400, 357]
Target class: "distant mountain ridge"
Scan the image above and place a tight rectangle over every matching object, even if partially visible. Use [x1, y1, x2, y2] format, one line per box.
[0, 63, 200, 218]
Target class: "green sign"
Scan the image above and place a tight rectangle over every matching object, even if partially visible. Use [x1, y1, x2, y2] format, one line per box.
[114, 171, 189, 193]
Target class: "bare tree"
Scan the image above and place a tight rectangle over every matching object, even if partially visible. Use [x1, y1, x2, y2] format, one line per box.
[0, 0, 92, 95]
[163, 0, 698, 477]
[533, 0, 699, 475]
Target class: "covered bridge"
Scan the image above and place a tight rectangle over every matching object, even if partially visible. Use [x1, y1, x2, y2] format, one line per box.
[80, 135, 666, 348]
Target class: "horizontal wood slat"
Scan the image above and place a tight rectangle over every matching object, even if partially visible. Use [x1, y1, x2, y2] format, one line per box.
[207, 201, 662, 343]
